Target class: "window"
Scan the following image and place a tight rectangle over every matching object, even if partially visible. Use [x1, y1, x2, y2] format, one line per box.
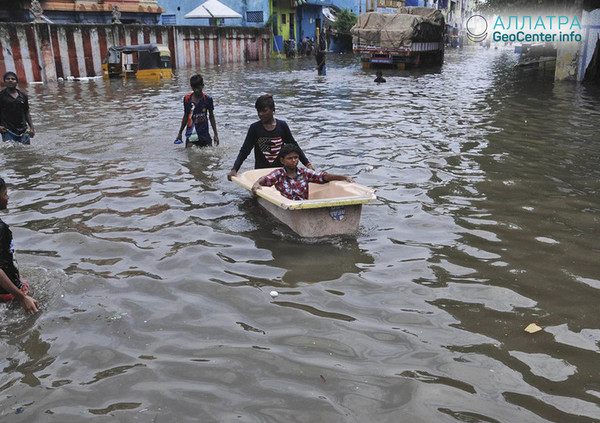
[282, 14, 287, 24]
[246, 11, 263, 23]
[162, 14, 176, 25]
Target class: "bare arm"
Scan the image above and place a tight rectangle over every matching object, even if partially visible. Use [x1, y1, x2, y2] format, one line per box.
[228, 125, 256, 180]
[251, 176, 267, 194]
[0, 270, 38, 314]
[25, 111, 35, 138]
[323, 174, 354, 183]
[209, 109, 219, 145]
[176, 111, 188, 141]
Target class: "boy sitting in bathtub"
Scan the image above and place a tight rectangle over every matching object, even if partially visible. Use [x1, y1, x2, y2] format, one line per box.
[251, 144, 353, 201]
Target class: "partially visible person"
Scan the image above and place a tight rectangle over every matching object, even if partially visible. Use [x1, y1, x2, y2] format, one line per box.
[374, 70, 386, 83]
[316, 48, 326, 76]
[0, 177, 39, 315]
[227, 94, 312, 181]
[175, 73, 219, 148]
[319, 30, 327, 52]
[326, 26, 334, 51]
[0, 72, 35, 145]
[252, 144, 353, 201]
[299, 37, 312, 56]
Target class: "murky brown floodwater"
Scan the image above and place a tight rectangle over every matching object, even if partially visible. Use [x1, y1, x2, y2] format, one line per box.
[1, 47, 599, 422]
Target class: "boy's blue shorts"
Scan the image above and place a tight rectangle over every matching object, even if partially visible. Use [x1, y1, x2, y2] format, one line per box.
[2, 130, 31, 144]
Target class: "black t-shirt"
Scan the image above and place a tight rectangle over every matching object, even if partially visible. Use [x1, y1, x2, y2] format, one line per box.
[316, 51, 326, 69]
[0, 88, 30, 134]
[232, 119, 310, 171]
[0, 219, 21, 294]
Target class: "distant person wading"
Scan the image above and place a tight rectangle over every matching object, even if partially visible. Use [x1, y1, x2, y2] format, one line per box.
[0, 72, 35, 145]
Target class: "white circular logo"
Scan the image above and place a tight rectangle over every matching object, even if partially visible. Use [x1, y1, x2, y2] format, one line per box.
[466, 15, 488, 43]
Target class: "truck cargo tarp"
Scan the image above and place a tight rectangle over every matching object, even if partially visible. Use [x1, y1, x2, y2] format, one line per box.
[351, 7, 444, 48]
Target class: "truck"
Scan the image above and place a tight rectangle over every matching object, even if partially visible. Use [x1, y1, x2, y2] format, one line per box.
[351, 7, 445, 69]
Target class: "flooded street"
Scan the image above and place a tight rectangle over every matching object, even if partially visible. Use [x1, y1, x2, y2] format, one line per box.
[1, 47, 599, 422]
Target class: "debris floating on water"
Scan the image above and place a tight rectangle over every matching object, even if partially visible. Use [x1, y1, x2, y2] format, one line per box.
[269, 291, 279, 298]
[524, 323, 542, 334]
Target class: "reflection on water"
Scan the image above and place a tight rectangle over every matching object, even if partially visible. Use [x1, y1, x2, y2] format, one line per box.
[234, 200, 374, 285]
[1, 48, 599, 422]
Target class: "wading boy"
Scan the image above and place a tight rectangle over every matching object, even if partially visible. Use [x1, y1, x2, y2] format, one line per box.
[227, 94, 312, 181]
[175, 74, 219, 147]
[251, 144, 353, 201]
[0, 177, 39, 314]
[374, 70, 386, 83]
[315, 48, 326, 76]
[0, 72, 35, 145]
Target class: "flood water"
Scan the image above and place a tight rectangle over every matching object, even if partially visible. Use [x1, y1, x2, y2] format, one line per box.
[1, 47, 599, 422]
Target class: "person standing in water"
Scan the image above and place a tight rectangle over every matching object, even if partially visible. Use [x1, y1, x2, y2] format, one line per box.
[175, 74, 219, 148]
[316, 48, 326, 76]
[0, 72, 35, 145]
[374, 70, 386, 83]
[0, 177, 39, 314]
[227, 94, 313, 180]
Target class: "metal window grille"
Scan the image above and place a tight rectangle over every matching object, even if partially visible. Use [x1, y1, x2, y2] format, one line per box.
[246, 11, 263, 23]
[162, 14, 176, 25]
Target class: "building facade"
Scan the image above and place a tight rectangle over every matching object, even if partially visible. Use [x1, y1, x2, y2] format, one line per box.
[0, 0, 164, 24]
[157, 0, 269, 27]
[272, 0, 333, 52]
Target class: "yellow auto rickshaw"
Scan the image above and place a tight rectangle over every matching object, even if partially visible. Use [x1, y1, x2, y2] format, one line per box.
[102, 43, 172, 79]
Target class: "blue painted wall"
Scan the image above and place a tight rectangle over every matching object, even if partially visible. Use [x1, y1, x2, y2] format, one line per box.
[296, 5, 322, 41]
[405, 0, 426, 6]
[157, 0, 269, 26]
[156, 1, 365, 29]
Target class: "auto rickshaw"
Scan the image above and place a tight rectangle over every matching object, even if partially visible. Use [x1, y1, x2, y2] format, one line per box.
[102, 43, 172, 79]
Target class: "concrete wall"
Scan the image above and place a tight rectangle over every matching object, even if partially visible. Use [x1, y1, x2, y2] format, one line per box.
[556, 7, 600, 82]
[0, 23, 270, 83]
[578, 8, 600, 81]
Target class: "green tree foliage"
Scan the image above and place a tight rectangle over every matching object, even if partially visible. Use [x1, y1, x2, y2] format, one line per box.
[334, 9, 358, 35]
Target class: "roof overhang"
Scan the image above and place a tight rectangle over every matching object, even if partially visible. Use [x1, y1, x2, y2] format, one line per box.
[184, 0, 242, 19]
